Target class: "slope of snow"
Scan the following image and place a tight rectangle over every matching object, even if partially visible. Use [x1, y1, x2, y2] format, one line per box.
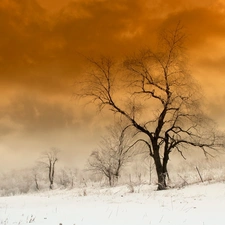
[0, 182, 225, 225]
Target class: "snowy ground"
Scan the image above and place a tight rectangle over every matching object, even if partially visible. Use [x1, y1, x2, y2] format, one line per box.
[0, 182, 225, 225]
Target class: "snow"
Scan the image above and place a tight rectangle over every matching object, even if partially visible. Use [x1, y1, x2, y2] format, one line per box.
[1, 182, 225, 225]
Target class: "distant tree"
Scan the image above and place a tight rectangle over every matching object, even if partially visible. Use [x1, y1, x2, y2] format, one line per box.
[32, 165, 40, 191]
[38, 148, 60, 189]
[79, 23, 223, 190]
[58, 167, 78, 188]
[67, 167, 79, 188]
[58, 168, 70, 188]
[88, 122, 140, 186]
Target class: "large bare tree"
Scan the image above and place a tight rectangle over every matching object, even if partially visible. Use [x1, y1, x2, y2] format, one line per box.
[79, 23, 222, 190]
[88, 122, 140, 186]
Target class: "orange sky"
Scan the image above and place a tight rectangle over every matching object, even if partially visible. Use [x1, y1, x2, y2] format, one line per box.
[0, 0, 225, 171]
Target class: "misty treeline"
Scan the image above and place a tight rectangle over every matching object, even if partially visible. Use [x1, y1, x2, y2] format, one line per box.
[78, 22, 224, 190]
[0, 140, 155, 196]
[0, 148, 83, 196]
[1, 150, 225, 196]
[0, 144, 153, 196]
[0, 146, 155, 196]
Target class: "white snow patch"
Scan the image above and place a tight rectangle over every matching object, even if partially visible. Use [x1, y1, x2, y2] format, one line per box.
[0, 182, 225, 225]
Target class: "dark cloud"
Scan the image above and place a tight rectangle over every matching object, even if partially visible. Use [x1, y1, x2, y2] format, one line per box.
[206, 94, 225, 128]
[0, 122, 15, 137]
[0, 0, 224, 113]
[0, 0, 225, 170]
[197, 55, 225, 73]
[162, 7, 225, 46]
[0, 0, 47, 64]
[0, 0, 225, 92]
[1, 95, 78, 134]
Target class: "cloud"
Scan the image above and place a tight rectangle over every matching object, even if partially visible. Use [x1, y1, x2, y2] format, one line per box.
[0, 0, 224, 129]
[0, 0, 225, 94]
[52, 0, 148, 55]
[0, 0, 225, 170]
[0, 0, 47, 63]
[0, 94, 78, 134]
[0, 0, 224, 108]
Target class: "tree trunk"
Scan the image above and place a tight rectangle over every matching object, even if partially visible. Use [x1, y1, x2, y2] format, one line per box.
[114, 170, 119, 185]
[163, 150, 170, 184]
[49, 161, 56, 190]
[109, 175, 112, 186]
[50, 180, 53, 189]
[49, 169, 54, 189]
[34, 174, 39, 191]
[153, 150, 167, 190]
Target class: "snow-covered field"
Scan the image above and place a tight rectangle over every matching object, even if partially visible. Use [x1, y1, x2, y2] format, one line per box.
[1, 182, 225, 225]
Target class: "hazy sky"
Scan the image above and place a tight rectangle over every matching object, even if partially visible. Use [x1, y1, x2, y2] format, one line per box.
[0, 0, 225, 171]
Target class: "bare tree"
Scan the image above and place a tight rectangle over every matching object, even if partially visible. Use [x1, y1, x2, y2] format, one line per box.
[58, 168, 70, 188]
[88, 121, 140, 186]
[58, 167, 78, 188]
[67, 167, 79, 188]
[38, 148, 60, 189]
[32, 165, 40, 191]
[79, 23, 223, 190]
